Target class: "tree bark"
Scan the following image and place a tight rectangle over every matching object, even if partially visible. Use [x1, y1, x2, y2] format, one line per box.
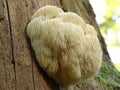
[0, 0, 111, 90]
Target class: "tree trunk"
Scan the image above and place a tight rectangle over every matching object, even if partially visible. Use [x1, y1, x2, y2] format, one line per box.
[0, 0, 115, 90]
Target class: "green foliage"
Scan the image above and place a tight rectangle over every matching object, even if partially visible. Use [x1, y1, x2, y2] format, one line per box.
[114, 63, 120, 71]
[80, 80, 87, 87]
[105, 0, 120, 17]
[99, 0, 120, 46]
[100, 0, 120, 30]
[95, 60, 120, 90]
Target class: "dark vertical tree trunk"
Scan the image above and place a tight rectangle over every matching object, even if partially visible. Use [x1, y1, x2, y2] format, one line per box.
[0, 0, 114, 90]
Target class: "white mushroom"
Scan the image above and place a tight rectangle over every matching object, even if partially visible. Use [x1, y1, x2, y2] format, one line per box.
[27, 5, 102, 88]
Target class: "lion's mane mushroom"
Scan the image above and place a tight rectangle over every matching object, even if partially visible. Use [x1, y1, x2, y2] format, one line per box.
[27, 5, 102, 88]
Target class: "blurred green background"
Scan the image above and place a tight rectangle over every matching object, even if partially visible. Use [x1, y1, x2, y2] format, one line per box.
[90, 0, 120, 71]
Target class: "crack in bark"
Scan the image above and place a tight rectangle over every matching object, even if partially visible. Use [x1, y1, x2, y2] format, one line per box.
[5, 0, 16, 90]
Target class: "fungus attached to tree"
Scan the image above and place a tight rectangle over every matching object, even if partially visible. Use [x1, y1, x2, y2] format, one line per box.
[27, 5, 102, 88]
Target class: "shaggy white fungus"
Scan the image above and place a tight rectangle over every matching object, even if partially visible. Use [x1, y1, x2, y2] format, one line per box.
[27, 5, 102, 87]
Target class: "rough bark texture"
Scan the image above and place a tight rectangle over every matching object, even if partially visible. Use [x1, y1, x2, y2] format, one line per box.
[0, 0, 110, 90]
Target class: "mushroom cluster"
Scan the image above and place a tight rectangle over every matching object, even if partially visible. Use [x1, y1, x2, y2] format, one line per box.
[27, 5, 102, 87]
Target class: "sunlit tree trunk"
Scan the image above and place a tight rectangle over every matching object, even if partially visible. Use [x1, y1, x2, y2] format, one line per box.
[0, 0, 114, 90]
